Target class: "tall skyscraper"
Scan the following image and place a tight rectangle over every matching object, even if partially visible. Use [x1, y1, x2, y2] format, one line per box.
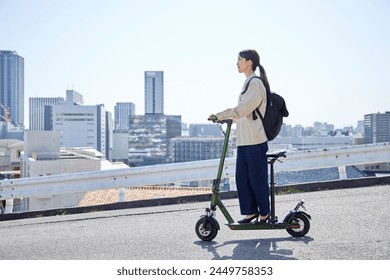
[29, 97, 64, 130]
[114, 102, 135, 131]
[364, 112, 390, 144]
[0, 50, 24, 125]
[144, 71, 164, 115]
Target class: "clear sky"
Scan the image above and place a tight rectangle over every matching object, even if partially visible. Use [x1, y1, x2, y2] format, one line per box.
[1, 0, 389, 129]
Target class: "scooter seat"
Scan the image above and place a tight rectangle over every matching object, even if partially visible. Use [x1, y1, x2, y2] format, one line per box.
[267, 150, 286, 159]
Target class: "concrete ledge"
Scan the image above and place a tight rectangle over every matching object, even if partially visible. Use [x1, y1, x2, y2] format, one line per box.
[277, 175, 390, 192]
[1, 176, 390, 222]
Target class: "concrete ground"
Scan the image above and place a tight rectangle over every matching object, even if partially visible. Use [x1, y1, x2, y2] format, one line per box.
[0, 185, 389, 260]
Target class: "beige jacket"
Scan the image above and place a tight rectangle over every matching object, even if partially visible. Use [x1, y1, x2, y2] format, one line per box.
[215, 73, 267, 146]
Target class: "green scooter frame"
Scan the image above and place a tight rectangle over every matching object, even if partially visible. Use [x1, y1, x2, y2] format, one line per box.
[195, 119, 311, 241]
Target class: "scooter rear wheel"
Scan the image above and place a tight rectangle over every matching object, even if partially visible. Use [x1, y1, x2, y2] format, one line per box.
[286, 212, 310, 237]
[195, 217, 218, 241]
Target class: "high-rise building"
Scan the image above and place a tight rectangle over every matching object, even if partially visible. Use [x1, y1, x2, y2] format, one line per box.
[105, 110, 113, 160]
[128, 114, 181, 166]
[114, 102, 135, 131]
[169, 137, 231, 163]
[50, 90, 107, 158]
[144, 71, 164, 115]
[189, 124, 224, 137]
[0, 50, 24, 125]
[29, 97, 64, 130]
[364, 112, 390, 144]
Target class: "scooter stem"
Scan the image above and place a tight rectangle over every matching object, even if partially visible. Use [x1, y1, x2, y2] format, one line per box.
[210, 119, 232, 210]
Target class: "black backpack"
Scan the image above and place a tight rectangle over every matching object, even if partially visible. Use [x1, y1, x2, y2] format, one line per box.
[241, 76, 289, 141]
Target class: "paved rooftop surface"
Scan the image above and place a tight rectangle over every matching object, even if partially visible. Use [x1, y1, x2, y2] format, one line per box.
[1, 185, 389, 260]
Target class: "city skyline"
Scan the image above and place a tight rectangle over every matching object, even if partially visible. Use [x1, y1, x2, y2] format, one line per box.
[18, 65, 389, 132]
[28, 84, 367, 131]
[1, 0, 389, 129]
[2, 50, 385, 132]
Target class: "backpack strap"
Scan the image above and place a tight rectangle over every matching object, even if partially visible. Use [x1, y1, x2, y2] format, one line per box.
[241, 76, 268, 121]
[241, 76, 261, 95]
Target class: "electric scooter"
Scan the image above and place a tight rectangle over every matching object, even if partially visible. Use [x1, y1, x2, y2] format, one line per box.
[195, 119, 311, 241]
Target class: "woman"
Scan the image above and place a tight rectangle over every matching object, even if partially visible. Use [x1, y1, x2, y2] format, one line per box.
[208, 49, 270, 224]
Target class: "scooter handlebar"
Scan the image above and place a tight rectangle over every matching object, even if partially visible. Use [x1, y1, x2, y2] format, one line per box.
[209, 116, 233, 125]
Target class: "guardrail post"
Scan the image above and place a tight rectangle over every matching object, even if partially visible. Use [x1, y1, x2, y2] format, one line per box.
[4, 199, 13, 214]
[229, 177, 237, 191]
[118, 188, 126, 202]
[338, 166, 347, 180]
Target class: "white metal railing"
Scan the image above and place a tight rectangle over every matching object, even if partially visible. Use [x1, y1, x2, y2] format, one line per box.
[0, 143, 389, 212]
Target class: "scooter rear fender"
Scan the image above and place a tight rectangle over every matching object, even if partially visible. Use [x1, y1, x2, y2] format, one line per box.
[283, 211, 311, 224]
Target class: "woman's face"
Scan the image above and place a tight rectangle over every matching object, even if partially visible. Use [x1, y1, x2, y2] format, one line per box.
[237, 56, 252, 74]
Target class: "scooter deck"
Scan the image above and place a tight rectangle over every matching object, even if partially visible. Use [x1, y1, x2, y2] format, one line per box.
[226, 222, 290, 230]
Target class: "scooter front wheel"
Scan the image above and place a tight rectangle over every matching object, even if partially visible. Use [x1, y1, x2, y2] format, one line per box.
[286, 212, 310, 237]
[195, 217, 218, 241]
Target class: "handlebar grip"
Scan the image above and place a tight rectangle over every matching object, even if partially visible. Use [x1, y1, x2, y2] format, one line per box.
[209, 115, 218, 123]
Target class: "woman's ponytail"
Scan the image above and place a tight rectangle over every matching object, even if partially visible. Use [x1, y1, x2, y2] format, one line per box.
[259, 64, 271, 94]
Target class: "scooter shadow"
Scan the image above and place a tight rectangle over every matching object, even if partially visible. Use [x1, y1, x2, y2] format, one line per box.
[194, 236, 314, 260]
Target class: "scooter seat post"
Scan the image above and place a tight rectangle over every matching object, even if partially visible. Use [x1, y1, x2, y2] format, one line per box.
[269, 158, 276, 222]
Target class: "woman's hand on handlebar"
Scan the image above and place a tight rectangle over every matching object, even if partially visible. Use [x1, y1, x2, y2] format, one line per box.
[208, 114, 220, 123]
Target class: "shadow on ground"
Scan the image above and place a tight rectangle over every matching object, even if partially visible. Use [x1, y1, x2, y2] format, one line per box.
[195, 236, 314, 260]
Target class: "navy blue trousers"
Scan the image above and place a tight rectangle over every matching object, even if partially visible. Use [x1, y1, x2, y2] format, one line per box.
[236, 142, 270, 216]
